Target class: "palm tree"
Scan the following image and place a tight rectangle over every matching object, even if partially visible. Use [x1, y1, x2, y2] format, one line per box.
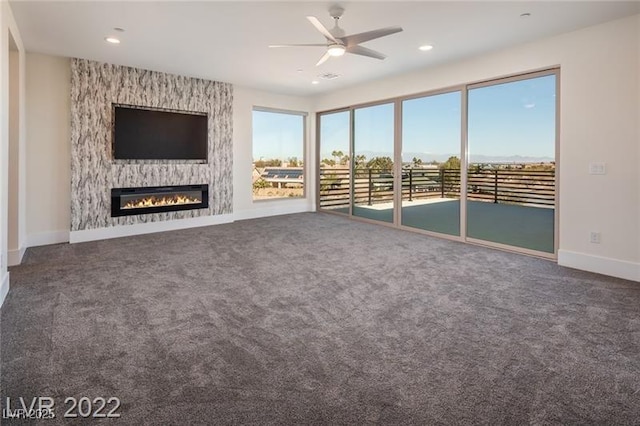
[331, 150, 344, 164]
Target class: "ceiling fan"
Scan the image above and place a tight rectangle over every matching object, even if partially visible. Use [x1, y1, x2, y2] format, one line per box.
[269, 6, 403, 66]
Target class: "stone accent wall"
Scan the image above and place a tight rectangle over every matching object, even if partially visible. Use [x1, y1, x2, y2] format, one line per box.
[70, 59, 233, 231]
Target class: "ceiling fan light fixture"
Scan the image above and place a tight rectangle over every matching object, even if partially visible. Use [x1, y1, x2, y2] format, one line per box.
[274, 10, 402, 66]
[327, 45, 346, 57]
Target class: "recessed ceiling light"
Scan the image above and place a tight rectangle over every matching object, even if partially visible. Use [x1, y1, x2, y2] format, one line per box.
[113, 27, 125, 32]
[105, 37, 120, 44]
[419, 44, 434, 51]
[520, 12, 531, 18]
[311, 80, 319, 85]
[297, 69, 303, 73]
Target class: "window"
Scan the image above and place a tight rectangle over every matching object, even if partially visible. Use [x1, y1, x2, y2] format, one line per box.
[401, 91, 462, 236]
[317, 68, 558, 257]
[467, 73, 556, 253]
[318, 110, 350, 213]
[252, 108, 306, 201]
[353, 103, 395, 223]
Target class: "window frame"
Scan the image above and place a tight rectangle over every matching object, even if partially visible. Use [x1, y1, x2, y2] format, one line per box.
[252, 106, 308, 202]
[315, 67, 560, 258]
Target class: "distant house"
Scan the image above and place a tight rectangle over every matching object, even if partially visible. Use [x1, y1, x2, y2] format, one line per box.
[260, 167, 304, 188]
[251, 168, 262, 183]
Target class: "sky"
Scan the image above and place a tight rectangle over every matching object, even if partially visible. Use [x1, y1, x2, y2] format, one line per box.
[467, 74, 556, 159]
[254, 74, 556, 163]
[403, 91, 460, 158]
[252, 110, 304, 161]
[319, 111, 349, 157]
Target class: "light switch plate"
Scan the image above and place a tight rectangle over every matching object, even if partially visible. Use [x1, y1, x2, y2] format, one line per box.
[589, 162, 606, 175]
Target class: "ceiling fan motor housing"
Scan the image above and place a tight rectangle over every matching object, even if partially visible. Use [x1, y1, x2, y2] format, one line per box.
[329, 6, 345, 20]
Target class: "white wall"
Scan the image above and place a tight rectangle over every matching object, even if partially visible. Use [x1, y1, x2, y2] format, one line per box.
[24, 53, 70, 247]
[8, 49, 19, 260]
[0, 3, 9, 304]
[233, 86, 315, 220]
[0, 1, 26, 306]
[313, 14, 640, 281]
[8, 43, 26, 266]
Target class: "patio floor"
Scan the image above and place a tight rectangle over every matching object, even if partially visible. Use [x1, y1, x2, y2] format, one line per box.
[327, 199, 555, 254]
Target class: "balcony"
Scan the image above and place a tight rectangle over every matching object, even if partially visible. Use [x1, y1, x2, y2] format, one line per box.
[319, 167, 555, 253]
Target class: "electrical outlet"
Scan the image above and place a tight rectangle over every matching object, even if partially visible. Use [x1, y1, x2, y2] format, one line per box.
[589, 162, 606, 175]
[590, 232, 601, 244]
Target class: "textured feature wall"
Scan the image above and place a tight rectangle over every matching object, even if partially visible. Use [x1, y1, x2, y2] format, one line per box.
[70, 59, 232, 231]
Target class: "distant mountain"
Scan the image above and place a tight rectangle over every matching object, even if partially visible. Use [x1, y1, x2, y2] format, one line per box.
[400, 152, 451, 163]
[320, 151, 554, 164]
[470, 154, 554, 164]
[401, 152, 554, 164]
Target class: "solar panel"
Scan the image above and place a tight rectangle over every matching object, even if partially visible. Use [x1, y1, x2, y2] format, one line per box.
[261, 168, 303, 179]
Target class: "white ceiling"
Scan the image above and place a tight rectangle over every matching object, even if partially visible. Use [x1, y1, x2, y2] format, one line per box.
[9, 1, 640, 96]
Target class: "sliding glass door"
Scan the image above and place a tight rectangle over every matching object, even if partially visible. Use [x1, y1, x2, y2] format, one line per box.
[401, 91, 462, 236]
[467, 73, 556, 253]
[316, 69, 558, 257]
[352, 103, 395, 224]
[318, 111, 351, 214]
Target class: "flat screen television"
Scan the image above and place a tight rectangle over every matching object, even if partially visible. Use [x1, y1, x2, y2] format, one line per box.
[113, 105, 208, 160]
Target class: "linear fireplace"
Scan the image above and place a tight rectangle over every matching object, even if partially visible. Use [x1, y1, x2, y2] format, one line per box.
[111, 184, 209, 217]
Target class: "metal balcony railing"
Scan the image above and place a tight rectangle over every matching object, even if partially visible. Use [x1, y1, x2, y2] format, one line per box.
[319, 167, 555, 210]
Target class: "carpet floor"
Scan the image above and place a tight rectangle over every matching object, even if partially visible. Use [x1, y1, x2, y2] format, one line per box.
[1, 212, 639, 425]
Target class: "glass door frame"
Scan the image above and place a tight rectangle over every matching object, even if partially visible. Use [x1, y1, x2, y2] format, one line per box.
[396, 87, 466, 241]
[315, 107, 353, 217]
[316, 67, 560, 259]
[352, 101, 396, 225]
[464, 68, 559, 258]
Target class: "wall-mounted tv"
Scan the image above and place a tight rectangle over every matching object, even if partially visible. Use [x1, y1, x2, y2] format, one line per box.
[113, 105, 208, 160]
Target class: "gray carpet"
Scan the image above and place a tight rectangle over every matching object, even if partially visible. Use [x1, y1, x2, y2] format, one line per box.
[2, 212, 639, 425]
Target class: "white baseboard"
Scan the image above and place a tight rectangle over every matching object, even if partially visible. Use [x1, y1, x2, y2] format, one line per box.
[234, 202, 313, 221]
[558, 249, 640, 282]
[69, 214, 234, 243]
[27, 230, 70, 247]
[7, 246, 26, 266]
[0, 271, 9, 309]
[6, 231, 70, 265]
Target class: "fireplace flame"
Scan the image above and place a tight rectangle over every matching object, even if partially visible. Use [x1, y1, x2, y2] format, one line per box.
[123, 194, 201, 209]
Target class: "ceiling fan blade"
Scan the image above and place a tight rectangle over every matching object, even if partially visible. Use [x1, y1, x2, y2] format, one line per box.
[307, 16, 338, 43]
[341, 26, 403, 47]
[269, 44, 327, 48]
[346, 45, 386, 60]
[316, 51, 331, 66]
